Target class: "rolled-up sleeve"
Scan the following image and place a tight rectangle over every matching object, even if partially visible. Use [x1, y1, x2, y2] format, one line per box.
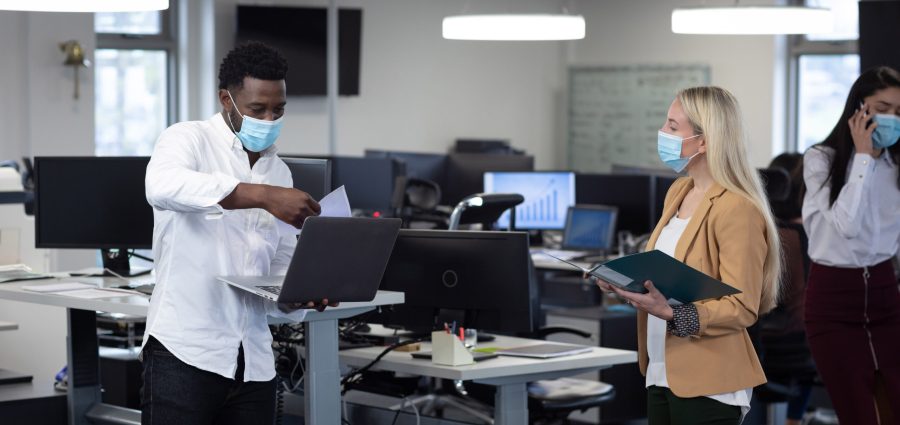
[145, 124, 241, 214]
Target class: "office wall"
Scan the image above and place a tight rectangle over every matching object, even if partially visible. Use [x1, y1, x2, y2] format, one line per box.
[569, 0, 786, 167]
[214, 0, 568, 169]
[0, 11, 96, 386]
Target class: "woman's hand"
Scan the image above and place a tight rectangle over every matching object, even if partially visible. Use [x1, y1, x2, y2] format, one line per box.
[586, 273, 615, 292]
[610, 280, 674, 321]
[848, 102, 877, 157]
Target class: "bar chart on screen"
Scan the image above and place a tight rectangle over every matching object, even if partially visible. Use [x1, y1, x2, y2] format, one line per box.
[484, 171, 576, 230]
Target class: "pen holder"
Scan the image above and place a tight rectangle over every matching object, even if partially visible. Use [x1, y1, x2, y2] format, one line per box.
[431, 331, 474, 366]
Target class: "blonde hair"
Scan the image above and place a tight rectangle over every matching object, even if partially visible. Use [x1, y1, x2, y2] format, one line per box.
[677, 86, 782, 314]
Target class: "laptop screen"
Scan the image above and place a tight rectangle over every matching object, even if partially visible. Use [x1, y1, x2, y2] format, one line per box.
[562, 205, 618, 251]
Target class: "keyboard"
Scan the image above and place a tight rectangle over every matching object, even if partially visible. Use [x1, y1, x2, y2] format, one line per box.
[258, 285, 282, 296]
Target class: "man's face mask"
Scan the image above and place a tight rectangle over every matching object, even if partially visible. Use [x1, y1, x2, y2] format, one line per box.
[226, 91, 283, 152]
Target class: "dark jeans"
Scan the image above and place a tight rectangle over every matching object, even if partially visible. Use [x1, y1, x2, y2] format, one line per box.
[647, 386, 741, 425]
[141, 336, 276, 425]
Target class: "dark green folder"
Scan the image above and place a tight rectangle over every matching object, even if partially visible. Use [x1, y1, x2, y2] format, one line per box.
[546, 250, 740, 304]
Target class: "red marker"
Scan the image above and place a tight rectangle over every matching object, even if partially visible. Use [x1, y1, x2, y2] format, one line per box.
[459, 327, 465, 342]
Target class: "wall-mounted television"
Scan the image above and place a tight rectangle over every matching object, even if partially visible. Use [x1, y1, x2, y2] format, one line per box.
[236, 5, 362, 96]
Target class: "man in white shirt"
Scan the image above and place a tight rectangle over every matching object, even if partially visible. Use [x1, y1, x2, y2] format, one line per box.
[141, 42, 330, 425]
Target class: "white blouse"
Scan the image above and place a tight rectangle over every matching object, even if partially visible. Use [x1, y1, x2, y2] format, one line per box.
[646, 213, 752, 418]
[802, 147, 900, 268]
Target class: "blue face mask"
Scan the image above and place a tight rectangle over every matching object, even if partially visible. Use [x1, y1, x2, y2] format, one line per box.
[226, 91, 283, 152]
[657, 131, 702, 173]
[872, 114, 900, 149]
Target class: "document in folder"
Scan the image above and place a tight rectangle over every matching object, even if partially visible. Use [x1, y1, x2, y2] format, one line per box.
[546, 250, 741, 304]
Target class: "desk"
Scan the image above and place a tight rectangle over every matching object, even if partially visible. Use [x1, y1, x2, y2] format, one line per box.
[530, 252, 595, 272]
[340, 335, 637, 425]
[0, 277, 404, 425]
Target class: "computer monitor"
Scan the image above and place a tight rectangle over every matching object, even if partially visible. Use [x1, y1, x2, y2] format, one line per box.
[371, 229, 534, 335]
[562, 205, 618, 251]
[575, 174, 654, 236]
[34, 156, 154, 275]
[443, 153, 534, 206]
[281, 157, 331, 201]
[329, 156, 404, 214]
[364, 150, 447, 188]
[653, 175, 680, 222]
[483, 171, 576, 230]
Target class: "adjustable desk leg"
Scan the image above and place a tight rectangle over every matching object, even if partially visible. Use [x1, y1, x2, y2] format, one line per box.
[67, 308, 102, 425]
[494, 382, 528, 425]
[304, 319, 341, 425]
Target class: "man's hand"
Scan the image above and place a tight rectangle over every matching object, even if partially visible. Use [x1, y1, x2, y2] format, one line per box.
[263, 186, 321, 228]
[278, 299, 340, 313]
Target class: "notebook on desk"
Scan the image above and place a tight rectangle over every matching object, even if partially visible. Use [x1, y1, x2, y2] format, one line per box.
[495, 343, 593, 359]
[218, 217, 401, 304]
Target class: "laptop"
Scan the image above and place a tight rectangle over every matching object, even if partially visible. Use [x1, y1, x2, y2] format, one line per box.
[218, 216, 402, 303]
[557, 204, 618, 260]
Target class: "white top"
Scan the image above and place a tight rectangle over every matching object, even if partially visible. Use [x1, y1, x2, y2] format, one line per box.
[646, 214, 751, 416]
[143, 113, 306, 382]
[802, 147, 900, 268]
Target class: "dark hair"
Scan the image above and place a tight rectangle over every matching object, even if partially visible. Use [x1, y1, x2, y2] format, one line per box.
[816, 66, 900, 207]
[768, 152, 804, 220]
[217, 41, 288, 91]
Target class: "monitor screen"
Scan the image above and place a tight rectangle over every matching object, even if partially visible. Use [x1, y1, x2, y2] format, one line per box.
[443, 153, 534, 206]
[329, 156, 403, 213]
[576, 174, 654, 235]
[364, 150, 447, 188]
[236, 5, 362, 96]
[281, 157, 331, 201]
[371, 229, 534, 334]
[563, 205, 618, 251]
[653, 175, 679, 222]
[483, 171, 575, 230]
[34, 157, 153, 249]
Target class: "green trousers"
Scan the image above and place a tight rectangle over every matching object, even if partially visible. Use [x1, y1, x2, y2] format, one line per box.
[647, 386, 742, 425]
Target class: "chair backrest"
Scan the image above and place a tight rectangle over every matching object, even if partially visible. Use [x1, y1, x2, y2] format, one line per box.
[448, 193, 524, 231]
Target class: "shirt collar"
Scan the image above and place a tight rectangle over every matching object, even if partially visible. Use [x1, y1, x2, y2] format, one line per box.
[208, 113, 279, 157]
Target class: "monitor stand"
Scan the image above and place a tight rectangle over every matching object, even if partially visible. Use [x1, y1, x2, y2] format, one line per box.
[101, 249, 151, 277]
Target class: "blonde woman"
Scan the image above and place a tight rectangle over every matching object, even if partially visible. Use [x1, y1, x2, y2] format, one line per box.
[595, 86, 781, 424]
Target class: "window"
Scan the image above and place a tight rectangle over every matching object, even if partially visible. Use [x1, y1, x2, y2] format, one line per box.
[788, 0, 859, 152]
[94, 7, 176, 156]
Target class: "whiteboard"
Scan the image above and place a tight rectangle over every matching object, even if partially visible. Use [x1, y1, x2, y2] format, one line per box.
[567, 65, 710, 173]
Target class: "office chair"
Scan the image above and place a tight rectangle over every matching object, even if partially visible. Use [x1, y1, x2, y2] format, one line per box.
[448, 193, 524, 231]
[395, 177, 449, 229]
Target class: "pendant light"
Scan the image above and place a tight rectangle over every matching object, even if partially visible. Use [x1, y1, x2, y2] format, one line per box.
[0, 0, 169, 12]
[671, 5, 833, 35]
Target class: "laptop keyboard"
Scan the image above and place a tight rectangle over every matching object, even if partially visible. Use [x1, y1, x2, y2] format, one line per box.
[258, 285, 282, 296]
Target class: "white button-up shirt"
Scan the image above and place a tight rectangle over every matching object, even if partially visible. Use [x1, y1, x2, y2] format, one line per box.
[802, 147, 900, 268]
[143, 113, 305, 382]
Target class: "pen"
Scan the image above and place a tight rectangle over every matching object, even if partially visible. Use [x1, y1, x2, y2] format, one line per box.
[459, 327, 465, 342]
[444, 322, 450, 334]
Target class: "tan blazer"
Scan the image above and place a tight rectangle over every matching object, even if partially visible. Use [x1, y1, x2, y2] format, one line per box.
[640, 177, 768, 397]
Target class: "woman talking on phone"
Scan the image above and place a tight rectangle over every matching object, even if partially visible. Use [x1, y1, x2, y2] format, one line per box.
[801, 66, 900, 424]
[596, 86, 782, 424]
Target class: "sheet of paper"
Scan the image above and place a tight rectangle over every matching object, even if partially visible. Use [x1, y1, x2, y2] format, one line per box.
[23, 282, 96, 293]
[57, 288, 134, 299]
[277, 185, 352, 236]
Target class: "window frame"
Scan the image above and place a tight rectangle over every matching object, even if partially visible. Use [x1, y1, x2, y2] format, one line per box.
[786, 0, 858, 152]
[95, 3, 179, 136]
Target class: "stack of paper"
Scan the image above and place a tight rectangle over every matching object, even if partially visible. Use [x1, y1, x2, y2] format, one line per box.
[22, 282, 141, 299]
[0, 264, 51, 283]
